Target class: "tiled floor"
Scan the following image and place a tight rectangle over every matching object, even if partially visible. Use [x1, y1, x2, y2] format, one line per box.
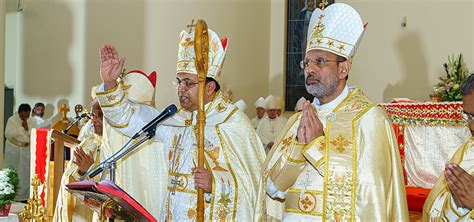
[10, 202, 25, 214]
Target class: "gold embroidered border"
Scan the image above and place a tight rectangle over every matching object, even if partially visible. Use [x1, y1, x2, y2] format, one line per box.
[276, 113, 301, 148]
[322, 122, 330, 221]
[206, 90, 221, 114]
[294, 141, 307, 146]
[215, 108, 239, 221]
[176, 69, 197, 74]
[166, 186, 197, 194]
[285, 154, 306, 164]
[322, 88, 373, 221]
[350, 103, 374, 220]
[448, 193, 463, 218]
[100, 93, 126, 108]
[106, 119, 129, 129]
[307, 45, 350, 59]
[313, 35, 355, 47]
[286, 189, 323, 216]
[95, 84, 119, 95]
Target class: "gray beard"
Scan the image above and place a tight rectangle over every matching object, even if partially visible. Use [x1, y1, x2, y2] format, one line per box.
[305, 78, 338, 98]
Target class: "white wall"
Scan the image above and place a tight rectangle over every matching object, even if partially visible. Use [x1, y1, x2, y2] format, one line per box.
[5, 0, 474, 123]
[5, 0, 271, 121]
[269, 0, 474, 106]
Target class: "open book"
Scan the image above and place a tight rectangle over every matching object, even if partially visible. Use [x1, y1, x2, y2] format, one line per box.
[66, 180, 157, 222]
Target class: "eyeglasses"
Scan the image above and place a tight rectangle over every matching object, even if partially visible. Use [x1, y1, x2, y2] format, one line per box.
[461, 111, 474, 121]
[172, 78, 198, 90]
[300, 57, 345, 69]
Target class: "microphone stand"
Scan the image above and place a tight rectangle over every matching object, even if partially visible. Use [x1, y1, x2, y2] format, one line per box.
[87, 123, 158, 182]
[64, 115, 87, 134]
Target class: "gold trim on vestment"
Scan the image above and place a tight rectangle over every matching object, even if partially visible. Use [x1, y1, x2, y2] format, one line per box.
[100, 93, 126, 108]
[320, 88, 374, 221]
[106, 119, 129, 129]
[285, 189, 323, 216]
[95, 84, 119, 95]
[215, 107, 239, 221]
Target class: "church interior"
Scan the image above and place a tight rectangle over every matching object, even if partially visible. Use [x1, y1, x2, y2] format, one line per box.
[0, 0, 473, 221]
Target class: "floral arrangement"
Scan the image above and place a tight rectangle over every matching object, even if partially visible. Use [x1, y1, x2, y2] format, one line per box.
[433, 54, 469, 101]
[0, 167, 18, 206]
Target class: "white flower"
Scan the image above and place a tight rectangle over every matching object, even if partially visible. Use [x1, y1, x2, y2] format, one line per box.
[0, 182, 14, 196]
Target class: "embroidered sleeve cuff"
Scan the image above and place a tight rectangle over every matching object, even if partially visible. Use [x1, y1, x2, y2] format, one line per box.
[96, 83, 125, 108]
[302, 136, 325, 169]
[71, 170, 82, 181]
[285, 142, 306, 163]
[268, 142, 306, 191]
[266, 178, 287, 199]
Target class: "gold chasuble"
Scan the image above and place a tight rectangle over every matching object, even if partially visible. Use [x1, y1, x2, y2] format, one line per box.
[423, 137, 474, 221]
[259, 88, 408, 221]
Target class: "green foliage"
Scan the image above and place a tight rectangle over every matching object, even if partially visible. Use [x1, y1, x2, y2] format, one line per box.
[0, 167, 19, 206]
[433, 54, 469, 101]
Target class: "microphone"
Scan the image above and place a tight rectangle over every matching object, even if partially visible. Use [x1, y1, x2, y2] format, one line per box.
[64, 112, 91, 134]
[78, 113, 90, 118]
[131, 104, 178, 139]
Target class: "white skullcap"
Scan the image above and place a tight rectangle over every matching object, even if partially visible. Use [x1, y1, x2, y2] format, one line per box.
[255, 97, 266, 109]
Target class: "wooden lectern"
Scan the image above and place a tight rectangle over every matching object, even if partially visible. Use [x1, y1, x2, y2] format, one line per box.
[31, 128, 80, 217]
[50, 130, 80, 211]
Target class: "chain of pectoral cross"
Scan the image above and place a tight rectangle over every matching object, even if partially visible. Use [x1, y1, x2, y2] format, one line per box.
[270, 122, 277, 136]
[169, 128, 195, 195]
[170, 133, 184, 195]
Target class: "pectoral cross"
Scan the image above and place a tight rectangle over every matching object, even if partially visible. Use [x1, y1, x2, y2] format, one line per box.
[170, 134, 184, 195]
[186, 19, 195, 33]
[170, 176, 182, 195]
[270, 122, 277, 136]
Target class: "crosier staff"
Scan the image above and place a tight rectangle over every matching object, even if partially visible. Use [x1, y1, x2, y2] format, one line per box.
[194, 19, 209, 222]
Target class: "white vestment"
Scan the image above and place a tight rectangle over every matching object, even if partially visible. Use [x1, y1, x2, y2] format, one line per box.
[33, 115, 51, 128]
[256, 116, 287, 148]
[96, 85, 266, 221]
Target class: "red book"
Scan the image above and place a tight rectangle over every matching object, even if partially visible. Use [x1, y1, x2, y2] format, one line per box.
[67, 180, 157, 222]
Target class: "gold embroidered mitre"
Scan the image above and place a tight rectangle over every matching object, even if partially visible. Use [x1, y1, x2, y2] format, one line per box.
[176, 28, 228, 82]
[306, 3, 366, 60]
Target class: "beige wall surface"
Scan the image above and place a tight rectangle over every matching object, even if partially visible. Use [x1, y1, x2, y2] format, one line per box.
[5, 0, 474, 123]
[269, 0, 474, 108]
[5, 0, 270, 121]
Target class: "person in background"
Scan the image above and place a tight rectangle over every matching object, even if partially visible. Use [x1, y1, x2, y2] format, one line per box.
[423, 73, 474, 221]
[251, 97, 267, 129]
[4, 103, 38, 201]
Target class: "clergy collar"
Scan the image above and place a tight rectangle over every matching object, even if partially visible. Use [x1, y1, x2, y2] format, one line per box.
[312, 85, 349, 112]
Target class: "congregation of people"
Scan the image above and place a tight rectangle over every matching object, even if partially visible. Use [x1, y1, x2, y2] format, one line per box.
[2, 2, 474, 222]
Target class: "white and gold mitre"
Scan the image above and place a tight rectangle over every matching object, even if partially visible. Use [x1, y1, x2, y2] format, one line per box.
[176, 28, 228, 81]
[120, 70, 157, 106]
[255, 97, 266, 109]
[306, 3, 365, 60]
[265, 95, 279, 110]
